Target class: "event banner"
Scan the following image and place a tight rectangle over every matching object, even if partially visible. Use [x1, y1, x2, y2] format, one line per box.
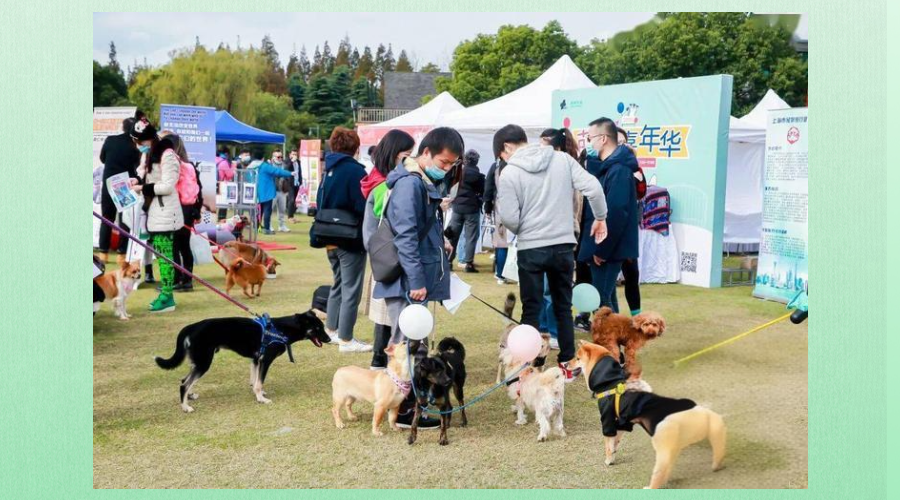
[159, 104, 217, 211]
[753, 108, 808, 303]
[552, 75, 733, 288]
[93, 106, 136, 247]
[299, 140, 322, 208]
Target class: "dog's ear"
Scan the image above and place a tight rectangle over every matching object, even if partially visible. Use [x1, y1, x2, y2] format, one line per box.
[384, 344, 396, 356]
[598, 307, 614, 318]
[631, 314, 645, 330]
[540, 333, 551, 341]
[658, 316, 667, 334]
[577, 339, 588, 346]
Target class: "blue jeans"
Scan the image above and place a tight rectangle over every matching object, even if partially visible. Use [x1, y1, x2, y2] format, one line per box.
[590, 259, 623, 313]
[538, 276, 558, 338]
[494, 247, 509, 279]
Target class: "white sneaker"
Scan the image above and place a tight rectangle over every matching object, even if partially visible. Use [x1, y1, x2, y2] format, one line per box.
[549, 337, 560, 350]
[496, 278, 507, 285]
[325, 330, 340, 344]
[279, 225, 291, 233]
[339, 339, 374, 353]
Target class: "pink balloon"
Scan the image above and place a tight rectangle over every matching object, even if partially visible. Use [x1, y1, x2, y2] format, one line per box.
[507, 324, 542, 364]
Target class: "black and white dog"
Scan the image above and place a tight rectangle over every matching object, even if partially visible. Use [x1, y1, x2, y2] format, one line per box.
[155, 310, 330, 412]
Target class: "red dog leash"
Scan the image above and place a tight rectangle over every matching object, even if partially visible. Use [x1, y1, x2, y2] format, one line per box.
[93, 211, 258, 317]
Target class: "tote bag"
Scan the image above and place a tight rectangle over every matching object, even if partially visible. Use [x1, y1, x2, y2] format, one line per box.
[501, 239, 519, 282]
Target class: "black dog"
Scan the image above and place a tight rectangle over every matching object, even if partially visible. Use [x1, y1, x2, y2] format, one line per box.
[408, 337, 468, 446]
[154, 310, 330, 413]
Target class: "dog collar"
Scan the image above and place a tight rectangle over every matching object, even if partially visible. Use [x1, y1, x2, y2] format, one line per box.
[387, 369, 411, 397]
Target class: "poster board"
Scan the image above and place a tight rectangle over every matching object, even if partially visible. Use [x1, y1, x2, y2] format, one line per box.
[159, 104, 217, 211]
[753, 108, 808, 302]
[93, 106, 136, 247]
[552, 75, 733, 288]
[299, 140, 322, 208]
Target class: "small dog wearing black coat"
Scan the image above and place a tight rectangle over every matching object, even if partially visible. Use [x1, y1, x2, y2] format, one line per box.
[155, 310, 330, 413]
[408, 337, 468, 446]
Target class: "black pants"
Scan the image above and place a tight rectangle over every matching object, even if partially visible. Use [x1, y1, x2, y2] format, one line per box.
[517, 243, 576, 363]
[621, 258, 641, 314]
[98, 194, 130, 254]
[370, 323, 392, 369]
[287, 184, 298, 218]
[173, 226, 193, 285]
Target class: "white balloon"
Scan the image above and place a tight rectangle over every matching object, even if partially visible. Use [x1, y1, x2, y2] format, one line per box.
[398, 304, 433, 340]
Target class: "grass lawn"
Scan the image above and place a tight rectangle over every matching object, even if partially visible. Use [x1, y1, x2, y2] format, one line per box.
[93, 217, 807, 489]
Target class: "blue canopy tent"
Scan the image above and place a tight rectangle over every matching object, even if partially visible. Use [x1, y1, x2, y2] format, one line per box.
[215, 110, 285, 144]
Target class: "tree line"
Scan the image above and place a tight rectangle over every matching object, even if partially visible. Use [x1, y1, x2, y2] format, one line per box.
[94, 13, 807, 147]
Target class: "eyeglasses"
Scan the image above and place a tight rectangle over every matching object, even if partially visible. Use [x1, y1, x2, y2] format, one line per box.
[588, 133, 614, 141]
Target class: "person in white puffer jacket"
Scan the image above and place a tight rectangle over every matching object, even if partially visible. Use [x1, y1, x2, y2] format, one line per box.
[131, 117, 183, 313]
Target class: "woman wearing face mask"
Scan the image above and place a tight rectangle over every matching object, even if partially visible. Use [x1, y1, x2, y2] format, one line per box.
[253, 149, 293, 235]
[159, 132, 198, 293]
[361, 130, 415, 370]
[130, 118, 183, 313]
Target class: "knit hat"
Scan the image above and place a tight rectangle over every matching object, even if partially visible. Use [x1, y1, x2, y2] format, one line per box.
[129, 112, 157, 141]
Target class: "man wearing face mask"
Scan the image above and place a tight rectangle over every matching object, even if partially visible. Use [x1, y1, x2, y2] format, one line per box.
[271, 151, 292, 232]
[373, 127, 464, 345]
[287, 149, 302, 223]
[253, 149, 293, 235]
[578, 117, 640, 314]
[494, 124, 609, 382]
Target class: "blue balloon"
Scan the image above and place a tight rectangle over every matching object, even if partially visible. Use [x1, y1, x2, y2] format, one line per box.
[572, 283, 601, 313]
[617, 102, 625, 114]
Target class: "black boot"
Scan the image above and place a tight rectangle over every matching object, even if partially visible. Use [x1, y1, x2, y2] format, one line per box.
[370, 324, 391, 369]
[144, 264, 156, 284]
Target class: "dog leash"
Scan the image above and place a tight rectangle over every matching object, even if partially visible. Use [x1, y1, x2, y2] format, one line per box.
[93, 211, 260, 318]
[469, 293, 520, 325]
[405, 341, 528, 415]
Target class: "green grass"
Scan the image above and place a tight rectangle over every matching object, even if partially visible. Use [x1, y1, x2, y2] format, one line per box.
[93, 218, 807, 489]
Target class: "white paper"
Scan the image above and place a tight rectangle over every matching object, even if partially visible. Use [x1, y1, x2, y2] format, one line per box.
[443, 273, 471, 315]
[106, 172, 140, 212]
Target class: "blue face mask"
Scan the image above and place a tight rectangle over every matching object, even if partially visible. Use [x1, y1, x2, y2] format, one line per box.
[424, 165, 446, 181]
[138, 144, 151, 154]
[585, 143, 599, 158]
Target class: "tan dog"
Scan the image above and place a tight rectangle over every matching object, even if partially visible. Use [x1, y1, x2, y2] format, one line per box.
[591, 307, 666, 380]
[567, 341, 726, 489]
[224, 258, 266, 298]
[218, 240, 280, 277]
[94, 260, 142, 320]
[515, 366, 566, 441]
[331, 342, 412, 436]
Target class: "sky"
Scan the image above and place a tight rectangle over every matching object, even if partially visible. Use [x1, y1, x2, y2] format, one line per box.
[93, 12, 656, 72]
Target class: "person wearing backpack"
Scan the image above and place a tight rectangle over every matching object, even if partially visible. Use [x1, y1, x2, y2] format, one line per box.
[160, 132, 200, 292]
[130, 118, 183, 313]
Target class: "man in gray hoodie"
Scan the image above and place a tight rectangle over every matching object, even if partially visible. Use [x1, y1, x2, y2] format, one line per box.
[495, 124, 608, 380]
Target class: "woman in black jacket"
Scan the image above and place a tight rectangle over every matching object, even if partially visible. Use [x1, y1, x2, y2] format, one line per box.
[447, 150, 485, 272]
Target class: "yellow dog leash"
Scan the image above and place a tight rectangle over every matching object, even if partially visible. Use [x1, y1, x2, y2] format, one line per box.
[672, 311, 794, 367]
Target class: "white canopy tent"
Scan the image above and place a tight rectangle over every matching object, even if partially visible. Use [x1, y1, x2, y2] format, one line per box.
[436, 55, 596, 171]
[356, 92, 464, 166]
[724, 89, 791, 252]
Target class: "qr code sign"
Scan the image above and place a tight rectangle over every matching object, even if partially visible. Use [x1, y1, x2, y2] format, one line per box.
[680, 252, 698, 273]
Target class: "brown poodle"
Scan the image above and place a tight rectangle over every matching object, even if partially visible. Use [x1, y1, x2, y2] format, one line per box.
[590, 307, 666, 380]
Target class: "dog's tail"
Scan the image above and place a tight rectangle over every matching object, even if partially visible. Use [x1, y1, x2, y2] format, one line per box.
[591, 306, 615, 330]
[437, 337, 466, 361]
[503, 292, 516, 319]
[154, 325, 192, 370]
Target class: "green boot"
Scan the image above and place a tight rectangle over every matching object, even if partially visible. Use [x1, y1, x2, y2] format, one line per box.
[149, 293, 176, 313]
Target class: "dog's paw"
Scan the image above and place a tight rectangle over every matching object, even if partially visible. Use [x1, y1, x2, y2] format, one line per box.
[346, 414, 359, 422]
[557, 430, 567, 438]
[605, 456, 616, 466]
[118, 316, 130, 321]
[390, 424, 401, 432]
[460, 420, 468, 428]
[372, 430, 384, 437]
[188, 393, 199, 400]
[439, 437, 449, 446]
[181, 405, 194, 413]
[515, 418, 527, 425]
[407, 435, 416, 445]
[537, 435, 547, 442]
[335, 422, 346, 429]
[257, 397, 272, 404]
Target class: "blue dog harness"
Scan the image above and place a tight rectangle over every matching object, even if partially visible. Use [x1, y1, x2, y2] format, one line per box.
[254, 313, 294, 363]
